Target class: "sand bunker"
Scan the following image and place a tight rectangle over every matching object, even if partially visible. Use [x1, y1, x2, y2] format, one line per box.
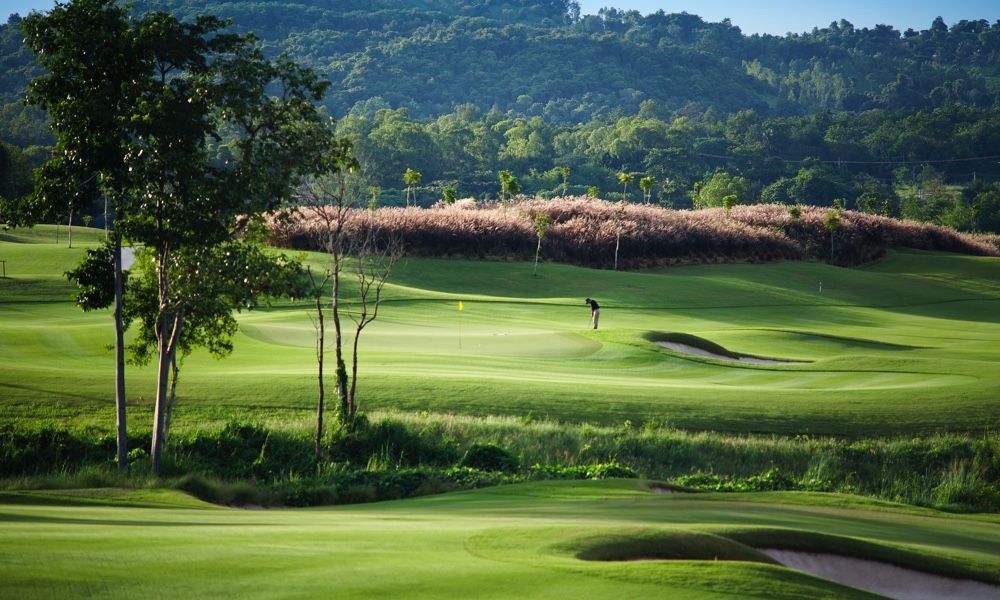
[656, 341, 806, 365]
[760, 549, 1000, 600]
[646, 482, 690, 494]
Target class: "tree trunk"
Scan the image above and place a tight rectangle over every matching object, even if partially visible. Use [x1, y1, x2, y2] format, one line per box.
[150, 311, 182, 476]
[164, 352, 180, 445]
[614, 231, 621, 271]
[533, 238, 541, 276]
[331, 268, 349, 424]
[314, 294, 325, 462]
[113, 233, 127, 475]
[150, 314, 170, 476]
[348, 324, 362, 411]
[150, 246, 184, 477]
[67, 210, 73, 248]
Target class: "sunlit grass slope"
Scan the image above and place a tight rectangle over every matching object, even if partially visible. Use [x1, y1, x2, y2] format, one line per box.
[2, 225, 999, 435]
[1, 481, 998, 599]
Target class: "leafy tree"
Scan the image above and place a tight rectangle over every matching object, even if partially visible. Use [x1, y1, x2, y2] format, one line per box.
[442, 186, 457, 205]
[28, 1, 347, 475]
[971, 189, 1000, 232]
[761, 177, 794, 205]
[557, 166, 570, 196]
[692, 172, 751, 209]
[498, 170, 520, 201]
[0, 141, 34, 220]
[122, 242, 306, 445]
[23, 0, 149, 474]
[722, 194, 737, 216]
[64, 241, 120, 312]
[788, 166, 853, 207]
[531, 212, 552, 276]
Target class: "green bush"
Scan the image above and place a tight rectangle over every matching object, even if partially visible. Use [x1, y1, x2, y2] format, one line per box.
[459, 443, 519, 472]
[331, 420, 460, 468]
[4, 417, 1000, 512]
[528, 462, 637, 480]
[674, 468, 796, 492]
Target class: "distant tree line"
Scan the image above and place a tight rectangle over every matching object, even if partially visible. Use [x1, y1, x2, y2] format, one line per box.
[327, 103, 1000, 232]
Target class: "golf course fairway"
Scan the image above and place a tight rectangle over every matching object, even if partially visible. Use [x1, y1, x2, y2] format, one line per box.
[2, 226, 999, 435]
[2, 480, 999, 599]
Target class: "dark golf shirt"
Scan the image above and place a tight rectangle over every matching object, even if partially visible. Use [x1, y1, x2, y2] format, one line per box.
[587, 299, 600, 310]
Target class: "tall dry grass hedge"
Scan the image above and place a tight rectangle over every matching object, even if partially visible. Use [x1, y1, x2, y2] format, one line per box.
[269, 198, 998, 268]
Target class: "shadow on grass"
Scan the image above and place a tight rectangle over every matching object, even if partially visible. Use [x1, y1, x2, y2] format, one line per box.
[0, 511, 253, 527]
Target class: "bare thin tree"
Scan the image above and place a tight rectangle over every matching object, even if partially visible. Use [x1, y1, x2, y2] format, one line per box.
[345, 227, 402, 420]
[297, 174, 352, 425]
[306, 265, 331, 461]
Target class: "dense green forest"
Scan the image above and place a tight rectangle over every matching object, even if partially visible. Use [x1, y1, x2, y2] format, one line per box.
[2, 0, 1000, 231]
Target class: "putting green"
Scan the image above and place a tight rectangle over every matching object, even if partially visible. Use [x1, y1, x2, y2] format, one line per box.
[1, 481, 998, 598]
[2, 226, 999, 434]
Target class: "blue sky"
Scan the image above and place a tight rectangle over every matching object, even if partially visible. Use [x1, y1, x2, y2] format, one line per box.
[5, 1, 998, 35]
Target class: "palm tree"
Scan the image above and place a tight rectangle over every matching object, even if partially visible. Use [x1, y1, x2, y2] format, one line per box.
[823, 209, 841, 260]
[403, 168, 421, 207]
[613, 201, 626, 270]
[639, 175, 657, 204]
[618, 172, 634, 201]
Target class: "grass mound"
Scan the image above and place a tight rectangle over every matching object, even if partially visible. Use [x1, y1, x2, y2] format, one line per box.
[643, 331, 808, 363]
[643, 332, 741, 358]
[554, 528, 775, 563]
[553, 524, 997, 585]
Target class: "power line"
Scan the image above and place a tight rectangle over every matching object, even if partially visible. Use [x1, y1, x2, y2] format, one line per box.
[695, 152, 1000, 166]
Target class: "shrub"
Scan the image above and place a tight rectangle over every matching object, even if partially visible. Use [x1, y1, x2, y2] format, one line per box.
[459, 443, 519, 472]
[528, 461, 637, 480]
[4, 417, 1000, 512]
[331, 419, 460, 467]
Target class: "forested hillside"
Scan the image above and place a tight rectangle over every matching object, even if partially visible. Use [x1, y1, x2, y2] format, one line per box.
[2, 0, 1000, 231]
[5, 0, 997, 120]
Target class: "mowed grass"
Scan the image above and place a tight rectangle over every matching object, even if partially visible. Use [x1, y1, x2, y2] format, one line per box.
[2, 225, 1000, 435]
[1, 480, 998, 599]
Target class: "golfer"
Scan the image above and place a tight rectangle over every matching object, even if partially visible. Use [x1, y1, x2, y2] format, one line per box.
[586, 297, 600, 329]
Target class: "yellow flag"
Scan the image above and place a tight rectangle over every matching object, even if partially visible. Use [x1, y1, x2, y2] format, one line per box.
[458, 301, 464, 311]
